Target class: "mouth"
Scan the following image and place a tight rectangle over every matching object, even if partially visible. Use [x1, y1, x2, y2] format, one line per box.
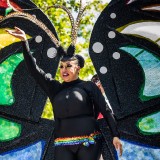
[62, 73, 69, 77]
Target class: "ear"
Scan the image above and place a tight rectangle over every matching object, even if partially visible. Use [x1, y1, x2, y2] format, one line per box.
[77, 66, 80, 70]
[77, 66, 81, 73]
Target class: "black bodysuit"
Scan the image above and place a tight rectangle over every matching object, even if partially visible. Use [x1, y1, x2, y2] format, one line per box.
[22, 41, 119, 160]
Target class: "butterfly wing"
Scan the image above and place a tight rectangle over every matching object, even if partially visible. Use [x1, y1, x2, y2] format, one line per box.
[89, 0, 160, 159]
[0, 0, 60, 159]
[0, 0, 60, 122]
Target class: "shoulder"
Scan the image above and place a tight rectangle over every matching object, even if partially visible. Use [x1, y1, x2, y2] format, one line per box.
[80, 80, 99, 91]
[86, 80, 99, 88]
[45, 75, 62, 90]
[79, 80, 92, 86]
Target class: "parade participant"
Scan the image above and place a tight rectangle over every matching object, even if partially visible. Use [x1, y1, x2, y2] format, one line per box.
[6, 2, 122, 158]
[6, 26, 122, 160]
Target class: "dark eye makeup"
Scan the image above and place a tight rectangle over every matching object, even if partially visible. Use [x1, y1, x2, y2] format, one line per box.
[59, 64, 73, 69]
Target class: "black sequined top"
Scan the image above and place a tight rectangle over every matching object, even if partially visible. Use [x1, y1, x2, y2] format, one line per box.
[22, 41, 119, 138]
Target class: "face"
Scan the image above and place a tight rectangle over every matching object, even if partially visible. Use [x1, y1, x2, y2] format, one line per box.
[59, 60, 80, 82]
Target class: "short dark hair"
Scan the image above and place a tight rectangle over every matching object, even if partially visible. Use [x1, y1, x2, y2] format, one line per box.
[60, 55, 85, 68]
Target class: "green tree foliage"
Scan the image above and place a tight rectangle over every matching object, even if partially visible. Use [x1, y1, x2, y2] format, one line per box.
[31, 0, 108, 119]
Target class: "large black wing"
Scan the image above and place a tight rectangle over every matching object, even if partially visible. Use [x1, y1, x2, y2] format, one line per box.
[90, 0, 160, 159]
[0, 0, 60, 159]
[0, 0, 60, 122]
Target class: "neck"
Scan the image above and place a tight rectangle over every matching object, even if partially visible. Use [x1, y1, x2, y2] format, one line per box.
[64, 77, 79, 83]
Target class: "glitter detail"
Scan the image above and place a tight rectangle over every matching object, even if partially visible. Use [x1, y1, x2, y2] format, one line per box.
[0, 117, 21, 142]
[0, 53, 24, 105]
[54, 131, 102, 147]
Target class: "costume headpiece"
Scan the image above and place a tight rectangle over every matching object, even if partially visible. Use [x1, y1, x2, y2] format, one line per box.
[0, 0, 86, 68]
[47, 0, 86, 68]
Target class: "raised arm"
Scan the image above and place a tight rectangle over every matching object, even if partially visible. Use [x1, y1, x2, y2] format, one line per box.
[90, 82, 123, 156]
[6, 27, 61, 95]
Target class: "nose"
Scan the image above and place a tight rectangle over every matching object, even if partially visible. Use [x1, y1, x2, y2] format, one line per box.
[61, 66, 67, 71]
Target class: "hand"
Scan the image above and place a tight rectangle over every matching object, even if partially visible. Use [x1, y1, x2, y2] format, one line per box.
[5, 27, 27, 41]
[113, 137, 123, 157]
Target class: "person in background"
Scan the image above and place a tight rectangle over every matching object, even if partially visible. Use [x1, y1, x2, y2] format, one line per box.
[91, 74, 113, 119]
[92, 74, 120, 160]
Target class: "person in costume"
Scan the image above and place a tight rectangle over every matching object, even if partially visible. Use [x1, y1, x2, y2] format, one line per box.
[6, 2, 122, 159]
[6, 26, 122, 160]
[91, 74, 115, 160]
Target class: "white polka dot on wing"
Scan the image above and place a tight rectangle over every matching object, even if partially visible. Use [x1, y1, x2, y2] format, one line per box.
[47, 47, 57, 58]
[110, 13, 116, 19]
[100, 66, 107, 74]
[92, 42, 104, 53]
[113, 52, 120, 59]
[35, 35, 42, 43]
[108, 31, 116, 39]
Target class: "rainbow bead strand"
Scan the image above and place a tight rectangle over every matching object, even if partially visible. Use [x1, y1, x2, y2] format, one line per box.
[54, 131, 102, 147]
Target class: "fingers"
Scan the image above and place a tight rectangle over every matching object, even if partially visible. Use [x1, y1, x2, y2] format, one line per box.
[5, 27, 23, 34]
[6, 28, 22, 35]
[113, 138, 123, 157]
[118, 143, 123, 156]
[116, 143, 123, 156]
[5, 27, 26, 41]
[14, 26, 22, 31]
[5, 29, 9, 33]
[5, 29, 13, 35]
[5, 29, 16, 34]
[6, 29, 16, 35]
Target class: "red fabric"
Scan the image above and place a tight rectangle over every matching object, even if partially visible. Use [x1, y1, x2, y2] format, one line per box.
[10, 1, 22, 11]
[0, 0, 8, 8]
[0, 0, 22, 11]
[97, 112, 104, 119]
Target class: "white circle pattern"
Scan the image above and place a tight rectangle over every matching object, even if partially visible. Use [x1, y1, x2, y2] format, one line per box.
[47, 47, 57, 58]
[35, 36, 42, 43]
[108, 31, 116, 39]
[110, 13, 116, 19]
[100, 66, 108, 74]
[113, 52, 120, 59]
[92, 42, 104, 53]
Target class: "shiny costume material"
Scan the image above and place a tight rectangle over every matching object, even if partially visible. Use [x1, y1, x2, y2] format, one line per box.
[54, 131, 102, 147]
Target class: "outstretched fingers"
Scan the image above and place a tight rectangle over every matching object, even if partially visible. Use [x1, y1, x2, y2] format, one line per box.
[118, 142, 123, 157]
[14, 26, 23, 33]
[113, 137, 123, 157]
[5, 27, 26, 41]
